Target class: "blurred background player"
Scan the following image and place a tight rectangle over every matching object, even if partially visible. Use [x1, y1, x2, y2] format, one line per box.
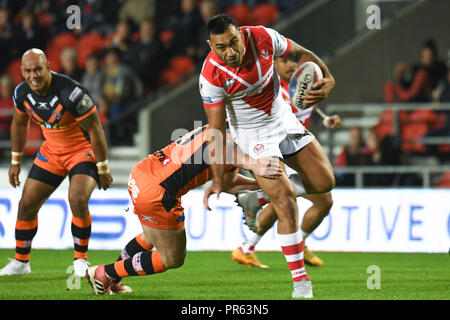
[85, 124, 282, 294]
[0, 49, 112, 279]
[200, 14, 336, 298]
[232, 56, 341, 268]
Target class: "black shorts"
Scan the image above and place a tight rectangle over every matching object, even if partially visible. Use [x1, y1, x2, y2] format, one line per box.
[28, 162, 99, 188]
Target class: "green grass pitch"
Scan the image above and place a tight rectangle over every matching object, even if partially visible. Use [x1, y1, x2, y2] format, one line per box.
[0, 249, 448, 300]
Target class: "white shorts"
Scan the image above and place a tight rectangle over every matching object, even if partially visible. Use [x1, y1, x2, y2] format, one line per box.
[231, 101, 315, 159]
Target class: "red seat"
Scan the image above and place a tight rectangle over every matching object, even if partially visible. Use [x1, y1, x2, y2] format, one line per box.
[401, 122, 428, 153]
[45, 46, 63, 72]
[159, 68, 182, 87]
[159, 29, 174, 49]
[408, 108, 437, 125]
[247, 3, 280, 26]
[76, 33, 104, 68]
[435, 171, 450, 187]
[7, 59, 23, 85]
[400, 110, 430, 153]
[48, 32, 77, 50]
[168, 55, 194, 76]
[35, 11, 53, 27]
[224, 4, 250, 26]
[372, 109, 407, 141]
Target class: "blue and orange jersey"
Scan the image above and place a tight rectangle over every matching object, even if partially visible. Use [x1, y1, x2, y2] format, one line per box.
[135, 124, 236, 198]
[13, 72, 97, 149]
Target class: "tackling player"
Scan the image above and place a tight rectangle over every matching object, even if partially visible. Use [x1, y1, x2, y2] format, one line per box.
[199, 14, 336, 298]
[0, 49, 113, 281]
[232, 56, 342, 268]
[85, 124, 282, 295]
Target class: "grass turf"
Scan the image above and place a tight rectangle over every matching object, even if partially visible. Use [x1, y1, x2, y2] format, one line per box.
[0, 249, 448, 300]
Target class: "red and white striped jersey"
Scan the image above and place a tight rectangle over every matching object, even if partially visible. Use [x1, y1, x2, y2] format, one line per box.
[199, 25, 292, 132]
[280, 78, 314, 129]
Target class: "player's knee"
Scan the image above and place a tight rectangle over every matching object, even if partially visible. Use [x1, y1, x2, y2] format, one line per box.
[277, 213, 297, 227]
[312, 174, 335, 194]
[161, 252, 186, 269]
[68, 193, 90, 214]
[18, 198, 39, 219]
[318, 193, 333, 216]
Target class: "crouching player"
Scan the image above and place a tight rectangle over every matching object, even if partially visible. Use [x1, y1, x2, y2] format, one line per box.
[85, 124, 281, 294]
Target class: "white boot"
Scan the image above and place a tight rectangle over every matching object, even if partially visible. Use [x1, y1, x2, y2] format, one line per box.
[0, 258, 31, 276]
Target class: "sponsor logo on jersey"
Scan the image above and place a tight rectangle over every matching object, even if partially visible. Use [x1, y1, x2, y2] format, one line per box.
[69, 86, 83, 102]
[37, 102, 49, 110]
[49, 95, 59, 107]
[141, 216, 156, 224]
[224, 78, 235, 88]
[27, 93, 36, 105]
[260, 49, 269, 60]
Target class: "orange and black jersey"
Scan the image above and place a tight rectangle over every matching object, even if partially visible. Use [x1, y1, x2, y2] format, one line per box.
[135, 124, 237, 199]
[13, 72, 97, 149]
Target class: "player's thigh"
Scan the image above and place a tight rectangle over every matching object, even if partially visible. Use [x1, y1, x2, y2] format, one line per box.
[141, 224, 187, 268]
[285, 139, 335, 193]
[19, 176, 56, 219]
[68, 174, 97, 216]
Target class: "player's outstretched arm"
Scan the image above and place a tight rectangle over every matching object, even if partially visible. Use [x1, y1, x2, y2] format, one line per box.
[315, 108, 342, 129]
[203, 105, 227, 210]
[9, 109, 30, 187]
[227, 134, 282, 179]
[286, 40, 335, 106]
[78, 111, 113, 190]
[223, 173, 260, 195]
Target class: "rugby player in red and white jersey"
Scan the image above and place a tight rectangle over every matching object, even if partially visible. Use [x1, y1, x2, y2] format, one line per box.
[199, 14, 336, 298]
[232, 56, 342, 269]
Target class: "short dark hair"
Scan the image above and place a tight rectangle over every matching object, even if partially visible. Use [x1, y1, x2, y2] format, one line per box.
[207, 14, 239, 37]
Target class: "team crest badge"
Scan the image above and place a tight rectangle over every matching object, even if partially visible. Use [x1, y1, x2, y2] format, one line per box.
[224, 78, 235, 88]
[253, 144, 264, 154]
[260, 49, 269, 60]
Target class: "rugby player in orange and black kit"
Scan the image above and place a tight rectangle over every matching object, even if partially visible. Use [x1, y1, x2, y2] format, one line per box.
[85, 124, 282, 294]
[0, 49, 115, 286]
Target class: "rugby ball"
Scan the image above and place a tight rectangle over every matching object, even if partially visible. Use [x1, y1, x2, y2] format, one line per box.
[289, 61, 323, 110]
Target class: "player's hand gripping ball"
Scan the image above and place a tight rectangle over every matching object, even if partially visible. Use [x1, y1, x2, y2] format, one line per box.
[289, 61, 323, 110]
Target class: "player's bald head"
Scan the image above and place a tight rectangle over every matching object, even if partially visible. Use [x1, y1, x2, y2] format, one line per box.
[22, 48, 48, 65]
[21, 48, 52, 95]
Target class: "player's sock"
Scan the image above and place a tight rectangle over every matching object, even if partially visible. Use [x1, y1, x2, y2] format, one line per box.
[71, 215, 91, 260]
[301, 229, 310, 240]
[104, 251, 166, 281]
[114, 233, 154, 283]
[241, 229, 262, 254]
[15, 218, 38, 262]
[117, 233, 154, 261]
[278, 230, 309, 282]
